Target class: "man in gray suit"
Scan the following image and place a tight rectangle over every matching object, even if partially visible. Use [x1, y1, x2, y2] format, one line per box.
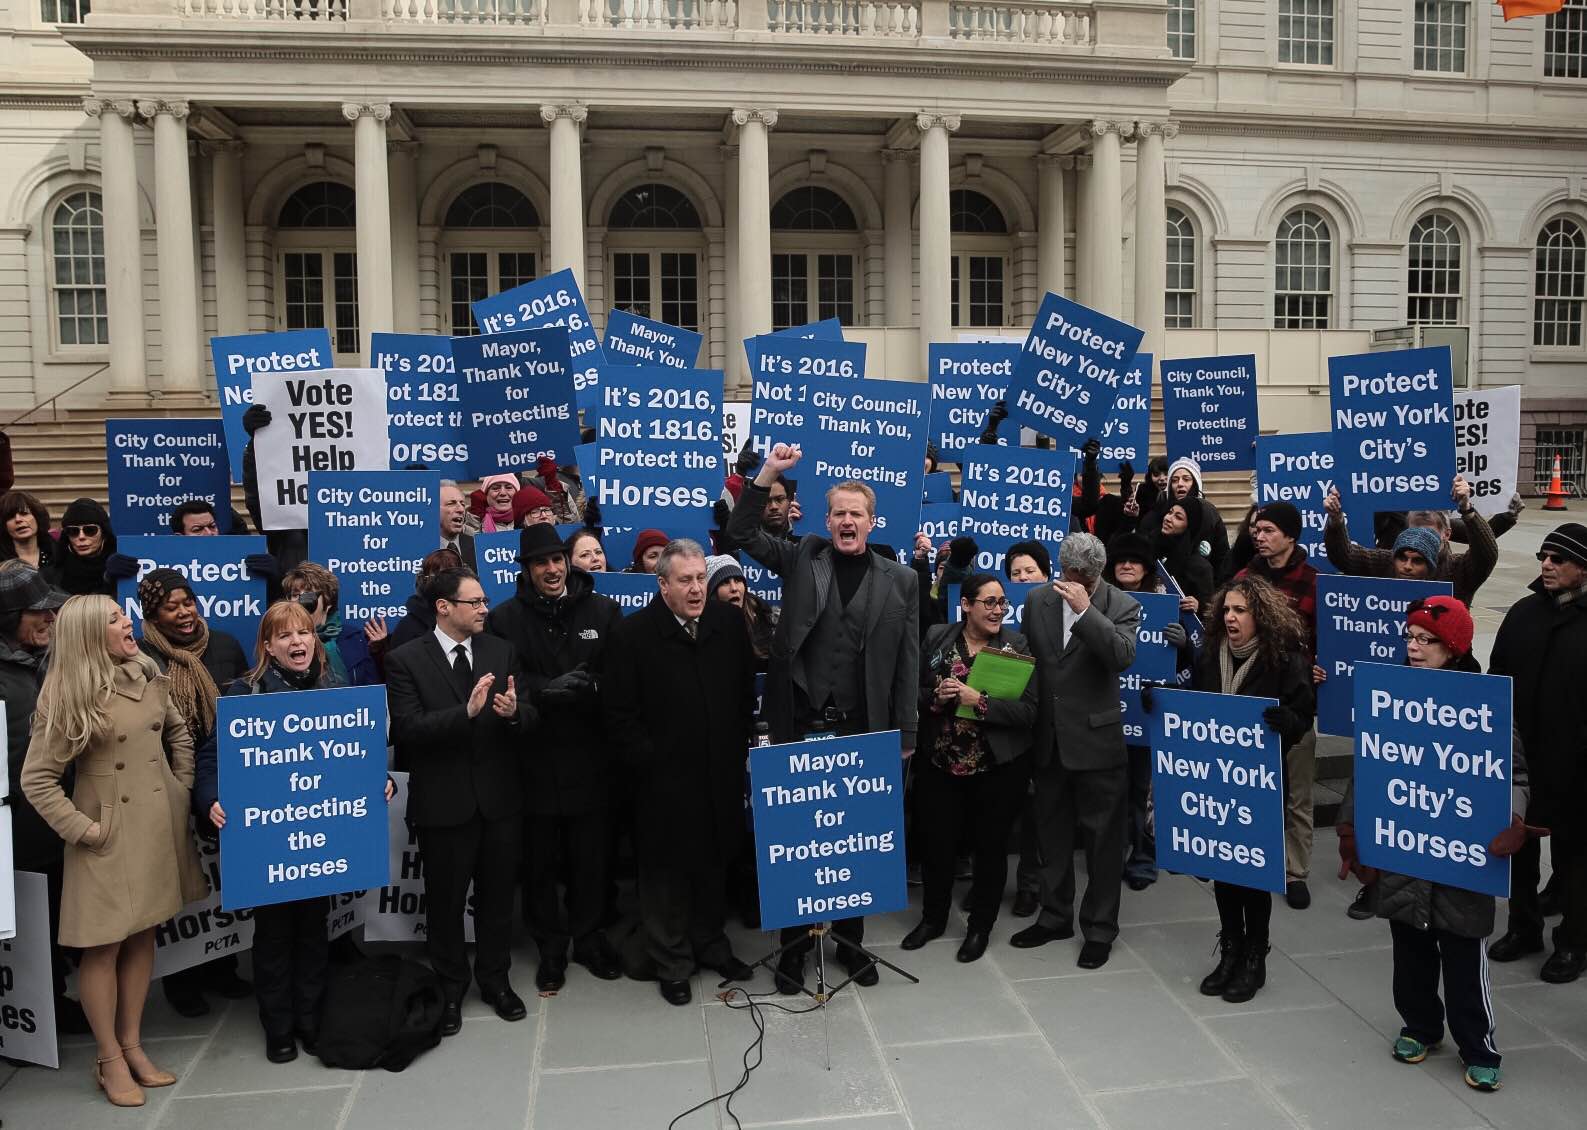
[726, 442, 920, 993]
[1010, 532, 1140, 969]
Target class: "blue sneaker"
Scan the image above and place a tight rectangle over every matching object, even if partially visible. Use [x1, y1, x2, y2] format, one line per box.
[1392, 1035, 1439, 1064]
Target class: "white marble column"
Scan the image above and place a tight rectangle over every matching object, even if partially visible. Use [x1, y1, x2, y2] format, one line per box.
[1132, 121, 1175, 360]
[1036, 153, 1067, 299]
[733, 108, 777, 357]
[1075, 154, 1094, 307]
[916, 111, 959, 372]
[343, 103, 393, 358]
[882, 148, 913, 326]
[207, 140, 247, 339]
[1089, 119, 1129, 319]
[85, 99, 146, 393]
[721, 144, 742, 391]
[138, 99, 202, 392]
[389, 141, 420, 333]
[540, 104, 588, 290]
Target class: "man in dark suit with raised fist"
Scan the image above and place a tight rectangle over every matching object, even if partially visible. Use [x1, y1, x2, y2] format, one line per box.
[386, 567, 537, 1034]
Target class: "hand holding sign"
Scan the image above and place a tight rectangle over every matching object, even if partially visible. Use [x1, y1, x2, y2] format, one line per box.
[1487, 814, 1548, 858]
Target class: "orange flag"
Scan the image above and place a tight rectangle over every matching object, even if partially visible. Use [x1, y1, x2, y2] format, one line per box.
[1496, 0, 1564, 19]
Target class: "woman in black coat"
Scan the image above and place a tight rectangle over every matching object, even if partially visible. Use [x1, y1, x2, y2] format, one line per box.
[56, 497, 117, 596]
[1181, 575, 1314, 1004]
[1151, 494, 1216, 616]
[903, 574, 1038, 963]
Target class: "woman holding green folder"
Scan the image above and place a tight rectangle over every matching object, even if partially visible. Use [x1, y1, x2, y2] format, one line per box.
[903, 574, 1039, 963]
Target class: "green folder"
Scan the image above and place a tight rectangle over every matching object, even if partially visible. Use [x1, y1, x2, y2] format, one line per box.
[956, 648, 1036, 720]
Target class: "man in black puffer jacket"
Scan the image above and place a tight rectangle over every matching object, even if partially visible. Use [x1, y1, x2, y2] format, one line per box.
[484, 523, 624, 993]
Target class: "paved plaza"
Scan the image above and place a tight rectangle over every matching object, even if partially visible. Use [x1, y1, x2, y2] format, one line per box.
[6, 504, 1585, 1130]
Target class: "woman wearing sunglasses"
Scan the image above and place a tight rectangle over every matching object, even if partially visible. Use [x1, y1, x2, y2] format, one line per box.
[57, 498, 117, 597]
[904, 573, 1038, 962]
[1336, 595, 1532, 1092]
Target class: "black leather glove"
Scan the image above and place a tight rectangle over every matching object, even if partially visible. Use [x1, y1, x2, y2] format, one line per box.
[244, 553, 280, 581]
[540, 669, 595, 706]
[1262, 706, 1295, 734]
[712, 499, 731, 530]
[948, 537, 977, 569]
[103, 553, 139, 582]
[1139, 683, 1155, 714]
[734, 447, 762, 478]
[242, 403, 273, 435]
[977, 400, 1009, 445]
[1161, 621, 1187, 648]
[582, 496, 602, 530]
[1081, 437, 1101, 461]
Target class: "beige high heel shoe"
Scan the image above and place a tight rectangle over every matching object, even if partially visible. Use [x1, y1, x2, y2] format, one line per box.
[94, 1053, 146, 1107]
[120, 1043, 178, 1087]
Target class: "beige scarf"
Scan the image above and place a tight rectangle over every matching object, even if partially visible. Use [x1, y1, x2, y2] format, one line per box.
[140, 619, 220, 741]
[1218, 635, 1261, 697]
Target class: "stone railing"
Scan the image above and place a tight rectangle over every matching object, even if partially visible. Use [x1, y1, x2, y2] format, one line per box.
[578, 0, 737, 30]
[386, 0, 544, 23]
[947, 1, 1092, 45]
[767, 0, 918, 36]
[175, 0, 346, 18]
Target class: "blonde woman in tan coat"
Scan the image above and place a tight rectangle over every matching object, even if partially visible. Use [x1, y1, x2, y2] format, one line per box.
[21, 594, 206, 1107]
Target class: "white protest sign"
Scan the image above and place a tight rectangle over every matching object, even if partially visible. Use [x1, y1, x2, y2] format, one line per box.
[1454, 386, 1520, 519]
[0, 700, 12, 939]
[362, 772, 473, 943]
[0, 871, 58, 1067]
[153, 829, 254, 979]
[722, 401, 755, 463]
[251, 368, 390, 530]
[326, 889, 368, 940]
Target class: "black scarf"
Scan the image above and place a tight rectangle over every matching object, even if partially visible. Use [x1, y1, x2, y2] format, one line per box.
[268, 655, 322, 690]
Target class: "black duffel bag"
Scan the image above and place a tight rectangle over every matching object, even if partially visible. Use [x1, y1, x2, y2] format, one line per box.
[314, 955, 444, 1072]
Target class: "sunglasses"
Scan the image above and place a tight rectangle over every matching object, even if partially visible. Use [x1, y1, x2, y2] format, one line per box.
[64, 524, 101, 539]
[1537, 551, 1573, 565]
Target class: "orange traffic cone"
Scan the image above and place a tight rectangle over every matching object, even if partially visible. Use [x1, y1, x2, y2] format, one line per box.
[1543, 453, 1569, 512]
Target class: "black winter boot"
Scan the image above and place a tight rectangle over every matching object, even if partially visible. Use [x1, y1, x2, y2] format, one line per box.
[1222, 942, 1269, 1003]
[1198, 933, 1245, 997]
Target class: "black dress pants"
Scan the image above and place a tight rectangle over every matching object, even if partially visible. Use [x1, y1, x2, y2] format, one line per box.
[1506, 823, 1587, 949]
[914, 755, 1030, 933]
[524, 809, 609, 961]
[420, 813, 521, 999]
[251, 897, 328, 1037]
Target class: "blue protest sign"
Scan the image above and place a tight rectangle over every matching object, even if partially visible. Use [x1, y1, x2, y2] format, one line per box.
[473, 531, 521, 609]
[587, 368, 722, 532]
[117, 534, 267, 647]
[603, 309, 702, 370]
[1328, 345, 1456, 532]
[1353, 662, 1513, 897]
[750, 729, 907, 930]
[958, 446, 1067, 573]
[106, 419, 230, 537]
[452, 327, 580, 478]
[1161, 354, 1258, 472]
[210, 329, 334, 481]
[470, 268, 606, 408]
[740, 557, 783, 607]
[369, 333, 469, 478]
[1095, 353, 1152, 474]
[1003, 293, 1144, 449]
[919, 501, 963, 545]
[218, 685, 390, 910]
[1315, 574, 1452, 736]
[307, 471, 438, 627]
[1255, 433, 1337, 576]
[923, 472, 954, 504]
[743, 318, 844, 373]
[591, 570, 660, 616]
[928, 343, 1017, 458]
[1128, 592, 1180, 682]
[1151, 688, 1287, 894]
[748, 333, 865, 384]
[949, 581, 1041, 633]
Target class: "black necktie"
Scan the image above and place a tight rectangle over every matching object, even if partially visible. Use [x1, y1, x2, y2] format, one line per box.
[685, 619, 698, 641]
[452, 643, 472, 697]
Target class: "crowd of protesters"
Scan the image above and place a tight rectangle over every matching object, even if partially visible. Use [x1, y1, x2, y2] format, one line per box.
[2, 405, 1583, 1103]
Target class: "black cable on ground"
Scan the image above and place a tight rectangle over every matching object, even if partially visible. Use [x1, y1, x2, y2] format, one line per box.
[666, 987, 823, 1130]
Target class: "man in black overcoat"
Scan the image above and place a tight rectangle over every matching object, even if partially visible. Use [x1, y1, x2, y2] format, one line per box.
[603, 539, 758, 1005]
[386, 567, 538, 1034]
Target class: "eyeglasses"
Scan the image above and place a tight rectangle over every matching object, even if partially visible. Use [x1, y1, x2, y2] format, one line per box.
[64, 524, 101, 539]
[448, 597, 490, 608]
[970, 597, 1010, 610]
[1401, 630, 1443, 648]
[1537, 551, 1571, 565]
[526, 508, 555, 520]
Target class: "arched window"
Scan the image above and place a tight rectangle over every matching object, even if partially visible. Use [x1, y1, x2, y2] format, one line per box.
[949, 189, 1010, 328]
[1407, 213, 1463, 326]
[1274, 207, 1333, 329]
[50, 190, 107, 348]
[607, 183, 703, 331]
[275, 181, 359, 359]
[771, 186, 860, 330]
[1535, 217, 1586, 348]
[442, 182, 540, 336]
[1165, 206, 1197, 329]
